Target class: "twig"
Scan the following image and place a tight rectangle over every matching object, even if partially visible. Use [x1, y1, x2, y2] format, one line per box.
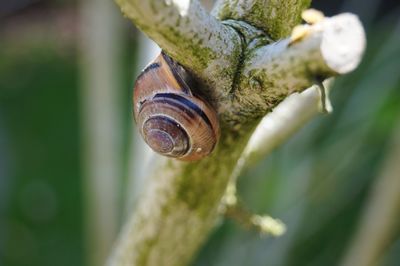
[241, 79, 334, 170]
[80, 0, 124, 264]
[222, 184, 286, 236]
[236, 14, 365, 119]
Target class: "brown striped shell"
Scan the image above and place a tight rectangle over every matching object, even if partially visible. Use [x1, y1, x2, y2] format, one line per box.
[133, 52, 220, 161]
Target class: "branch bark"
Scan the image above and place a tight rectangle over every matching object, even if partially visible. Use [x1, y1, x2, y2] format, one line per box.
[114, 0, 241, 99]
[241, 79, 333, 169]
[213, 0, 311, 39]
[231, 14, 365, 121]
[109, 1, 366, 265]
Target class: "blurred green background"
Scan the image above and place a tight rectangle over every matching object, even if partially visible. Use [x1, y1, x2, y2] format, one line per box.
[0, 0, 399, 266]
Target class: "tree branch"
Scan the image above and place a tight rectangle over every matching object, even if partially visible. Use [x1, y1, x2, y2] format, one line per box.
[110, 1, 366, 265]
[114, 0, 242, 97]
[230, 14, 365, 120]
[220, 82, 333, 233]
[213, 0, 311, 39]
[243, 80, 333, 168]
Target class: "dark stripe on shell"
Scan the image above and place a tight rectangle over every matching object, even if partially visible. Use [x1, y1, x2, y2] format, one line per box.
[161, 52, 192, 94]
[153, 93, 213, 130]
[136, 62, 161, 82]
[149, 96, 196, 120]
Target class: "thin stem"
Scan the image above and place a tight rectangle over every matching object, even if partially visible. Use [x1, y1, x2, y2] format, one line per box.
[236, 14, 365, 117]
[241, 79, 334, 170]
[80, 0, 124, 264]
[222, 184, 286, 236]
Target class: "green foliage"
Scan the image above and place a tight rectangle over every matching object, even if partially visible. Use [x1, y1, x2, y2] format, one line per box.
[0, 43, 83, 266]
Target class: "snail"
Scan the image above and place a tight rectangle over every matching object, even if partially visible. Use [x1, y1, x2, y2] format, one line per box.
[133, 52, 220, 161]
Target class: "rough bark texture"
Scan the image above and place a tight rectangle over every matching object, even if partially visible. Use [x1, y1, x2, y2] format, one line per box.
[115, 0, 241, 100]
[213, 0, 312, 40]
[109, 1, 366, 265]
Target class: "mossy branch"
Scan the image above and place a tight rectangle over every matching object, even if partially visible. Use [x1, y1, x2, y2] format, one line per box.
[114, 0, 241, 98]
[232, 14, 365, 120]
[109, 1, 366, 265]
[213, 0, 312, 40]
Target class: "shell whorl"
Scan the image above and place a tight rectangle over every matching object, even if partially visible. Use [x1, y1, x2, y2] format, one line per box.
[133, 52, 219, 161]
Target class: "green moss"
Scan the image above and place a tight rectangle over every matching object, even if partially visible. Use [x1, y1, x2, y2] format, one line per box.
[174, 120, 259, 219]
[216, 0, 311, 40]
[158, 26, 216, 71]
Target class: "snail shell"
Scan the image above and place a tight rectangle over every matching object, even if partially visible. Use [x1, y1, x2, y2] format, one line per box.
[133, 52, 220, 161]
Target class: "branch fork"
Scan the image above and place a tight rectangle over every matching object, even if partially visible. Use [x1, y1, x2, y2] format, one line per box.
[221, 183, 286, 237]
[109, 1, 366, 265]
